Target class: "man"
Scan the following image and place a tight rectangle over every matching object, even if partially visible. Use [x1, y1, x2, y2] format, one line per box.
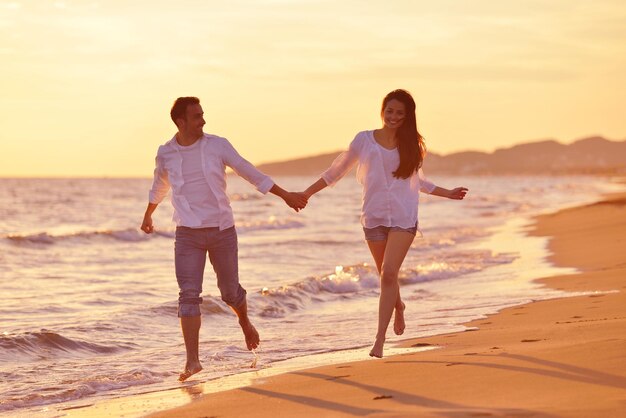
[141, 97, 307, 382]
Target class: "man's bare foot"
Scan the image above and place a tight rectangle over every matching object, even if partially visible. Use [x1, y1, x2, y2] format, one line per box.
[178, 360, 202, 382]
[393, 302, 406, 336]
[240, 319, 260, 350]
[369, 337, 385, 358]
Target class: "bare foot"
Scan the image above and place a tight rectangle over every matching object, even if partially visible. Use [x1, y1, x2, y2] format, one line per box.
[394, 302, 406, 336]
[369, 337, 385, 358]
[240, 320, 260, 350]
[178, 360, 202, 382]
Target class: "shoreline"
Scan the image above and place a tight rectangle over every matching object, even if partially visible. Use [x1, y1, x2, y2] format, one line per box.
[49, 189, 626, 417]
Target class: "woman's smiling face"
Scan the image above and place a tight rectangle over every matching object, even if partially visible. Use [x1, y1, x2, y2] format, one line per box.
[381, 99, 406, 129]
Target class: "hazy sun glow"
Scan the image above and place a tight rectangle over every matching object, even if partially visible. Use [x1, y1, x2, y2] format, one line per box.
[1, 0, 625, 177]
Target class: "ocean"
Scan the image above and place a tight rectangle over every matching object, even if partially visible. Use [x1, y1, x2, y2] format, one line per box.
[0, 175, 616, 417]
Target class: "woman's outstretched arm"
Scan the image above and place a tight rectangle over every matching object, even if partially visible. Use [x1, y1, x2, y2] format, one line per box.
[303, 178, 328, 199]
[429, 186, 468, 200]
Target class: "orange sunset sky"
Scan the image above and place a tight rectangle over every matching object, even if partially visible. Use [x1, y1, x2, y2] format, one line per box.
[1, 1, 625, 177]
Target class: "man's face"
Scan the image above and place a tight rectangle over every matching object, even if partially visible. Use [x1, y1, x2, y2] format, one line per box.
[180, 103, 205, 138]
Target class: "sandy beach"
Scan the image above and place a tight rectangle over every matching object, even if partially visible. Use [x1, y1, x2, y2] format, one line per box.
[142, 192, 626, 418]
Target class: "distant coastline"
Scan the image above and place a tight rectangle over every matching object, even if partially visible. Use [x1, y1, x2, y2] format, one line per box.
[257, 136, 626, 176]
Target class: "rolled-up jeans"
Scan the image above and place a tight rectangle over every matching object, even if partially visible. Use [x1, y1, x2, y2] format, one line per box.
[174, 226, 246, 317]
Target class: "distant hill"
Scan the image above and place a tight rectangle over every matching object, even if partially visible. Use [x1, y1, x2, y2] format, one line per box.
[257, 136, 626, 176]
[255, 152, 341, 176]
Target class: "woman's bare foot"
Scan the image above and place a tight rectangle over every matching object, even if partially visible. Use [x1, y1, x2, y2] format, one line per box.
[240, 319, 260, 350]
[178, 360, 203, 382]
[393, 302, 406, 335]
[369, 337, 385, 358]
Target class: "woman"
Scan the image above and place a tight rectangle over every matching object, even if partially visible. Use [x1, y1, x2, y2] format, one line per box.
[302, 89, 468, 358]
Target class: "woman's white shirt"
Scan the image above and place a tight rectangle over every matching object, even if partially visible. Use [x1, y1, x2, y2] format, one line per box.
[321, 130, 436, 230]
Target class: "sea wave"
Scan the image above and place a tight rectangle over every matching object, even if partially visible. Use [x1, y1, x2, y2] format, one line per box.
[0, 331, 135, 361]
[236, 216, 305, 233]
[148, 296, 231, 316]
[4, 217, 305, 245]
[253, 264, 380, 317]
[5, 229, 153, 245]
[401, 250, 518, 284]
[0, 367, 168, 413]
[415, 226, 492, 250]
[249, 250, 516, 318]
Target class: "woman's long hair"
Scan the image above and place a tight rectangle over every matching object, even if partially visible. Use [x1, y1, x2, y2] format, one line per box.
[382, 89, 426, 179]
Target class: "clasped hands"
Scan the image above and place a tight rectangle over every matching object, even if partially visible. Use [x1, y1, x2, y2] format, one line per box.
[282, 191, 310, 212]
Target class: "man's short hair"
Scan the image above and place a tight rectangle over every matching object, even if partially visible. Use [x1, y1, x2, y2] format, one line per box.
[170, 97, 200, 126]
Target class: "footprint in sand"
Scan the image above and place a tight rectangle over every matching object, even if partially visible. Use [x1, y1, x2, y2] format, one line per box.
[325, 375, 350, 381]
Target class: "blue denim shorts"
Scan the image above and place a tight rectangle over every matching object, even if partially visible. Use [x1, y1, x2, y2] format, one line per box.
[363, 223, 418, 241]
[174, 226, 246, 317]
